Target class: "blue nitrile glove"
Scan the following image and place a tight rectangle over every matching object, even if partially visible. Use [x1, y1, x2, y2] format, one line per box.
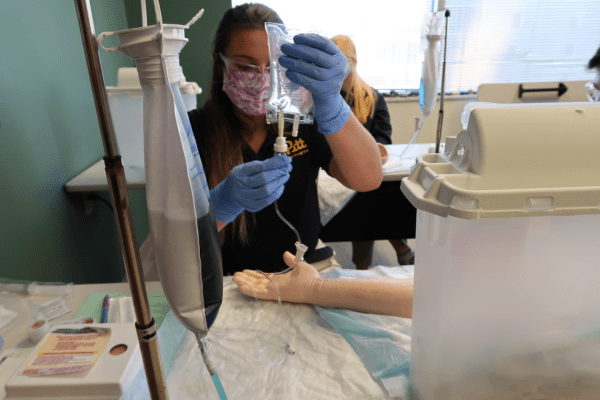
[210, 155, 292, 223]
[279, 34, 351, 136]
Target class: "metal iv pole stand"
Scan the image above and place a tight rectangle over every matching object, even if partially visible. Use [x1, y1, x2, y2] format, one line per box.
[435, 9, 450, 154]
[73, 1, 169, 399]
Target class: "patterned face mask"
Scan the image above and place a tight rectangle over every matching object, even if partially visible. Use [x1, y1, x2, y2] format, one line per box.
[222, 68, 270, 116]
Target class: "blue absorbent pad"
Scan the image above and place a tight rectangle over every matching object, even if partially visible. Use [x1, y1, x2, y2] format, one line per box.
[316, 266, 413, 399]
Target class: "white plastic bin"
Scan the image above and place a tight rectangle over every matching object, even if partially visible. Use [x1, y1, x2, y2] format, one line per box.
[106, 67, 201, 168]
[401, 102, 600, 400]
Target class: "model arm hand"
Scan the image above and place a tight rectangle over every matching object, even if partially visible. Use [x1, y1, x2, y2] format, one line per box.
[233, 251, 413, 318]
[210, 155, 292, 223]
[279, 34, 382, 191]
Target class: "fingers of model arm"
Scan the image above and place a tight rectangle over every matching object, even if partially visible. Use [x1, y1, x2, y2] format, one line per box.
[233, 271, 273, 300]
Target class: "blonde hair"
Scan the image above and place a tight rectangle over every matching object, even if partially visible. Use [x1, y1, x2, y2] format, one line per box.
[331, 35, 375, 124]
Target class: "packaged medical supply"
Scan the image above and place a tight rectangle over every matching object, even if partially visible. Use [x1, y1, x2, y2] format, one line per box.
[0, 278, 72, 296]
[98, 6, 223, 339]
[23, 297, 72, 321]
[401, 102, 600, 400]
[265, 22, 314, 126]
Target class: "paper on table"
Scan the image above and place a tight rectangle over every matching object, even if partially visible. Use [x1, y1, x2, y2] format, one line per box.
[19, 327, 111, 376]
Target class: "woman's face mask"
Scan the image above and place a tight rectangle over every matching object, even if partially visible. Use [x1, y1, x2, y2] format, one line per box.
[221, 54, 270, 116]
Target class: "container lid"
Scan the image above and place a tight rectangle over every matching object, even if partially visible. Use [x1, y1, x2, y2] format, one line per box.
[105, 67, 202, 96]
[401, 102, 600, 219]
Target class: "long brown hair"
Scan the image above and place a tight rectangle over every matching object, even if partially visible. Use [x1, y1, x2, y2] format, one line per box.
[331, 35, 375, 124]
[206, 3, 283, 244]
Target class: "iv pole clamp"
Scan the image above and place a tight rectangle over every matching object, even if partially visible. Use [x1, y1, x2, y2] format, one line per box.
[434, 9, 450, 154]
[73, 1, 169, 399]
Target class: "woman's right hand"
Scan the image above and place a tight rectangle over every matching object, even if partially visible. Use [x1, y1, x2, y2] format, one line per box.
[210, 155, 292, 223]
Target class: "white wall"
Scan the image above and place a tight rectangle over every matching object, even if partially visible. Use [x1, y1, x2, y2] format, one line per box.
[386, 95, 476, 145]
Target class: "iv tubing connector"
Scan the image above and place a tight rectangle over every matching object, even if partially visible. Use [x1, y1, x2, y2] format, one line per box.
[274, 110, 288, 154]
[294, 242, 308, 264]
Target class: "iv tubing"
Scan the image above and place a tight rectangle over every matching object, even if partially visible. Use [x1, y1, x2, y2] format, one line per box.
[197, 335, 229, 400]
[208, 276, 289, 366]
[141, 0, 147, 27]
[274, 201, 301, 244]
[398, 112, 427, 160]
[272, 110, 303, 257]
[271, 110, 304, 274]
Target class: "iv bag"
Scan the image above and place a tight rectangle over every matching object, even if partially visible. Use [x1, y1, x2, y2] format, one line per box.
[419, 10, 446, 116]
[265, 22, 315, 125]
[98, 22, 223, 338]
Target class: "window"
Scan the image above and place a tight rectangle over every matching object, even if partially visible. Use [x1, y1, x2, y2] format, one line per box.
[233, 0, 600, 92]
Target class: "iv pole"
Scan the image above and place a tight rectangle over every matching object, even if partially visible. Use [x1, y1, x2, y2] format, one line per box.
[435, 8, 450, 154]
[73, 1, 169, 399]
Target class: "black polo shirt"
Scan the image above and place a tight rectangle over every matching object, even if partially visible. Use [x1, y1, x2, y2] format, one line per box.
[189, 106, 333, 274]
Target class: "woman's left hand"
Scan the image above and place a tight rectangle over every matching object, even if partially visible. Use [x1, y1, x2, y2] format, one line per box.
[279, 34, 351, 135]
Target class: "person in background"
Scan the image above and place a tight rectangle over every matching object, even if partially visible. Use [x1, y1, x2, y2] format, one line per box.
[188, 4, 383, 275]
[586, 46, 600, 102]
[329, 35, 415, 269]
[233, 251, 414, 318]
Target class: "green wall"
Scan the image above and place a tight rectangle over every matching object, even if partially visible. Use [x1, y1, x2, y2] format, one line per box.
[0, 1, 137, 284]
[0, 0, 229, 284]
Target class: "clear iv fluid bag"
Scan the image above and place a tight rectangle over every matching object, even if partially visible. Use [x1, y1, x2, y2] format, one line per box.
[419, 11, 446, 116]
[98, 23, 223, 337]
[419, 35, 442, 116]
[265, 22, 314, 125]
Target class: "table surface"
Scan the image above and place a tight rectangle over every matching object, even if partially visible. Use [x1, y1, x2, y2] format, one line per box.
[64, 143, 441, 192]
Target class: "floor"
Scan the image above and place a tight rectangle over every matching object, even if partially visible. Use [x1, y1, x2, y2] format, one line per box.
[324, 239, 416, 270]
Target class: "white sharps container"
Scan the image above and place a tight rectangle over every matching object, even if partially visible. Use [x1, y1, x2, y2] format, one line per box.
[401, 102, 600, 400]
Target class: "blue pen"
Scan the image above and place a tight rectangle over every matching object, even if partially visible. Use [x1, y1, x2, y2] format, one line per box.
[101, 295, 109, 323]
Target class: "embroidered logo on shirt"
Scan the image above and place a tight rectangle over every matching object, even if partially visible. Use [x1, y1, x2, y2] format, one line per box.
[287, 138, 309, 158]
